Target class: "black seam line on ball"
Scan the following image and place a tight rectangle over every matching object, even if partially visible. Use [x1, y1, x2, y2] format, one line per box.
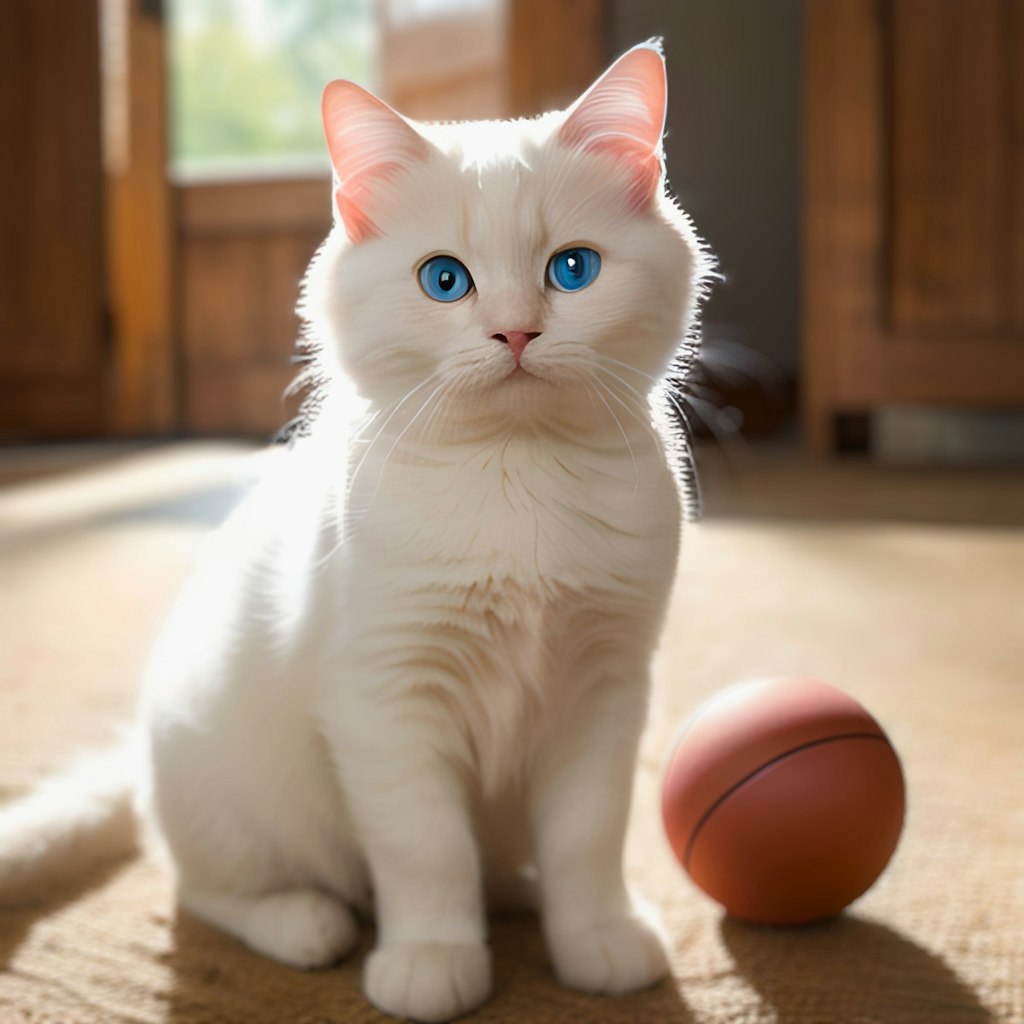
[682, 732, 893, 870]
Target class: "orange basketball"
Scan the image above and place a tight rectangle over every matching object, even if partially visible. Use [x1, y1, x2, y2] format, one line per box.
[662, 677, 905, 925]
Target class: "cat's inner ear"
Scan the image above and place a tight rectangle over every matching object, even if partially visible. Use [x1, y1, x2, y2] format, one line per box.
[322, 81, 430, 243]
[558, 42, 667, 210]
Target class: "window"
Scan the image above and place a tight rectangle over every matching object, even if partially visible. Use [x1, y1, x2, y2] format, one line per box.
[169, 0, 376, 177]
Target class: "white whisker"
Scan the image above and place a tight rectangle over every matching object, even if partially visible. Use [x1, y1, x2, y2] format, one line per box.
[592, 352, 704, 452]
[592, 368, 665, 455]
[591, 362, 657, 412]
[363, 376, 454, 512]
[592, 359, 704, 521]
[592, 353, 660, 385]
[589, 381, 639, 497]
[347, 374, 440, 497]
[310, 376, 445, 573]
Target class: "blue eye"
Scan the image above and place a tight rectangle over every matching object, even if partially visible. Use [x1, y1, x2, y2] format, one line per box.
[418, 255, 473, 302]
[547, 247, 601, 292]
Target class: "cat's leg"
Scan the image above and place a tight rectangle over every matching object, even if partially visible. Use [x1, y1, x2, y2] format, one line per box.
[180, 885, 359, 969]
[530, 664, 669, 995]
[323, 687, 492, 1023]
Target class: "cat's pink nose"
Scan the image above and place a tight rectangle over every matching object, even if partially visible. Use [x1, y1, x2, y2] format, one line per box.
[492, 330, 541, 363]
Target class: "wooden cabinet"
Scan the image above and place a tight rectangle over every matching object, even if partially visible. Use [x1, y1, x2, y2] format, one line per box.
[803, 0, 1024, 455]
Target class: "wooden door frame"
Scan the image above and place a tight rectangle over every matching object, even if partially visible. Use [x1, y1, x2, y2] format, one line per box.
[101, 0, 178, 435]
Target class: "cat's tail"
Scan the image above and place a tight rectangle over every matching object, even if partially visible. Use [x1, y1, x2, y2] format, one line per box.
[0, 744, 140, 905]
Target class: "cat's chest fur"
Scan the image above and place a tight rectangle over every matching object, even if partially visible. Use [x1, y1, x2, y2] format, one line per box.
[345, 431, 680, 605]
[319, 430, 680, 795]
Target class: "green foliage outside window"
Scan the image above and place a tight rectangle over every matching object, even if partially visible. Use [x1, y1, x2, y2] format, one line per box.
[170, 0, 374, 173]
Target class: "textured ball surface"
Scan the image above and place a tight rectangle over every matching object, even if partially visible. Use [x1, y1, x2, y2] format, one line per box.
[662, 677, 905, 925]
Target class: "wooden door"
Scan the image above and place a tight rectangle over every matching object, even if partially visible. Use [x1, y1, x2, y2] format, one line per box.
[803, 0, 1024, 455]
[102, 0, 177, 434]
[0, 0, 107, 440]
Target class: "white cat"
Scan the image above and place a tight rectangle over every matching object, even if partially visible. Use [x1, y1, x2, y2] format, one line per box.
[0, 42, 709, 1022]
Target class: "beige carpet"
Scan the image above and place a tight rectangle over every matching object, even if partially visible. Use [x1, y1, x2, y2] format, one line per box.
[0, 443, 1021, 1023]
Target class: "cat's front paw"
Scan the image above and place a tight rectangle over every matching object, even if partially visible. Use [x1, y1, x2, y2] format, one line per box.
[244, 889, 358, 969]
[364, 942, 492, 1022]
[547, 914, 669, 994]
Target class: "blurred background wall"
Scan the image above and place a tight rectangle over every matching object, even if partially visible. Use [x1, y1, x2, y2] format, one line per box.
[611, 0, 801, 381]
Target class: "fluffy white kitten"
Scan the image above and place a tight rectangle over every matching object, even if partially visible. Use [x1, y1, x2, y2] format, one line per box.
[0, 42, 709, 1022]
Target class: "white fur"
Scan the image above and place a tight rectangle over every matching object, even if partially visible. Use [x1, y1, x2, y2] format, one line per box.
[0, 46, 709, 1023]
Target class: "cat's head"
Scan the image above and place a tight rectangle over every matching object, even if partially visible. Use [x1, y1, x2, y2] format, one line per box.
[302, 42, 708, 429]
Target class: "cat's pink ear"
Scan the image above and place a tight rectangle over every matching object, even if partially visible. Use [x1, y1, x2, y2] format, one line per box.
[322, 81, 430, 243]
[558, 42, 667, 209]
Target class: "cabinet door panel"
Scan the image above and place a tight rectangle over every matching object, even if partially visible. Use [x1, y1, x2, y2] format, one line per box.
[890, 0, 1008, 331]
[0, 0, 106, 438]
